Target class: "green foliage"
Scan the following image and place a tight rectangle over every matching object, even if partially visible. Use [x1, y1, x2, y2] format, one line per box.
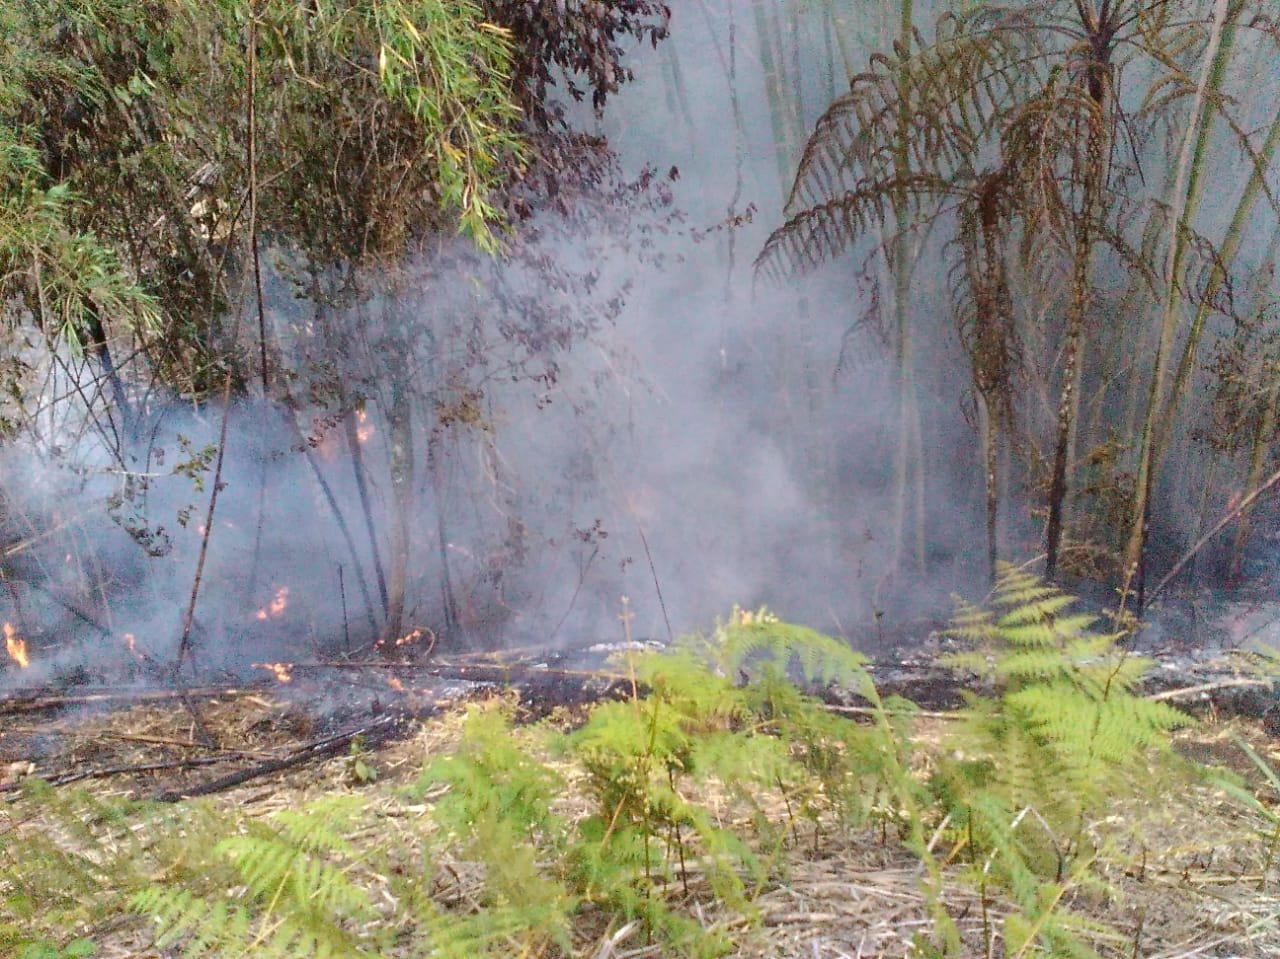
[0, 0, 527, 396]
[1, 597, 1219, 958]
[132, 796, 376, 959]
[944, 566, 1190, 817]
[934, 565, 1193, 956]
[412, 699, 576, 955]
[16, 939, 96, 959]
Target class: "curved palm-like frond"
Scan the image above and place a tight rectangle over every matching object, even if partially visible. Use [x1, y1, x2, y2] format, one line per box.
[756, 11, 1044, 281]
[757, 173, 951, 281]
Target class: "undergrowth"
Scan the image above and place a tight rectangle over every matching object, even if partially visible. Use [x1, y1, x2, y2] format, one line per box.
[0, 579, 1227, 958]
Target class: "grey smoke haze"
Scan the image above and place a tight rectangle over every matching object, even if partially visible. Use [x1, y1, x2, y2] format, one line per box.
[1, 0, 998, 684]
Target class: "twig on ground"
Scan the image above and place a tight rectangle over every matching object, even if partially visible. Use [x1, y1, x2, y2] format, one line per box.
[2, 753, 251, 795]
[1146, 678, 1272, 702]
[150, 713, 410, 802]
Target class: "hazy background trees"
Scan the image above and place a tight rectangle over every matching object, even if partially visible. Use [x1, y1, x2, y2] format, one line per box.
[2, 0, 1278, 681]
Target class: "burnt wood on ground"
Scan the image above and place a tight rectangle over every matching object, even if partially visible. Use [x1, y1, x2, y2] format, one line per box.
[0, 684, 270, 716]
[150, 713, 411, 803]
[3, 647, 1277, 801]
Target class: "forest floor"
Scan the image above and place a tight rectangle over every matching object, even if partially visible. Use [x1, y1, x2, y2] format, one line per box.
[4, 659, 1280, 959]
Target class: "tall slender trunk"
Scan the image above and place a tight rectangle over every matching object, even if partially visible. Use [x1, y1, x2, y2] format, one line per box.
[1122, 0, 1232, 598]
[979, 394, 998, 586]
[889, 0, 922, 573]
[1230, 380, 1280, 580]
[1043, 180, 1096, 580]
[380, 377, 413, 643]
[339, 354, 388, 616]
[428, 434, 461, 644]
[752, 0, 796, 196]
[84, 307, 131, 441]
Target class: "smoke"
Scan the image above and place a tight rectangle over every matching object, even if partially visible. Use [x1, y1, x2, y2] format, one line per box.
[0, 0, 997, 686]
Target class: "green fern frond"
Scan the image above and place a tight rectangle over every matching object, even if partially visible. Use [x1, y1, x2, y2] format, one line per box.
[994, 594, 1081, 626]
[707, 606, 870, 692]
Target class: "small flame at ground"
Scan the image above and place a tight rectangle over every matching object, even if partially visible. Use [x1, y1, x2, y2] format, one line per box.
[254, 586, 290, 621]
[374, 627, 433, 656]
[386, 677, 404, 693]
[253, 662, 293, 683]
[356, 409, 374, 444]
[4, 623, 29, 669]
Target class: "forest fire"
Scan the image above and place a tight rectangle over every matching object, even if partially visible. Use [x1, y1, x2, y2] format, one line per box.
[4, 623, 28, 669]
[254, 587, 290, 621]
[253, 662, 293, 683]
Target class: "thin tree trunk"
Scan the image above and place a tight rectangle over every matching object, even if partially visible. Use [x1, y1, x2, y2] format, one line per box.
[1230, 381, 1280, 580]
[1122, 0, 1232, 598]
[428, 434, 461, 644]
[752, 0, 802, 196]
[979, 394, 998, 586]
[889, 0, 921, 574]
[84, 306, 132, 441]
[1044, 196, 1095, 580]
[380, 377, 413, 644]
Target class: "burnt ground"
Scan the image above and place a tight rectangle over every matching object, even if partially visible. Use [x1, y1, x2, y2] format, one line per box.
[4, 605, 1280, 957]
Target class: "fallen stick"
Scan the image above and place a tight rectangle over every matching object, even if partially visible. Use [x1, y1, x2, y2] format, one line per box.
[1145, 677, 1272, 702]
[0, 685, 267, 716]
[150, 713, 413, 802]
[1, 726, 276, 756]
[2, 753, 251, 795]
[295, 660, 630, 684]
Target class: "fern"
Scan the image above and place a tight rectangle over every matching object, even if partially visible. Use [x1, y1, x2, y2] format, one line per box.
[410, 699, 576, 956]
[689, 605, 872, 691]
[944, 566, 1189, 800]
[131, 796, 378, 959]
[935, 565, 1193, 956]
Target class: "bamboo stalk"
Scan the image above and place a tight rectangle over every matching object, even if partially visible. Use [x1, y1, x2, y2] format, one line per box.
[1122, 0, 1234, 598]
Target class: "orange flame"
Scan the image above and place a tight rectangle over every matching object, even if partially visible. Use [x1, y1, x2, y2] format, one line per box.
[356, 410, 374, 444]
[254, 586, 290, 621]
[124, 633, 138, 654]
[386, 676, 405, 693]
[375, 627, 432, 657]
[4, 623, 29, 669]
[395, 628, 422, 647]
[253, 662, 293, 683]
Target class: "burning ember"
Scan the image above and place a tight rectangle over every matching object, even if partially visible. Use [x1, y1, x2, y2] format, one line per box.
[356, 408, 374, 444]
[4, 623, 28, 669]
[254, 586, 290, 621]
[123, 633, 146, 661]
[386, 676, 405, 693]
[395, 628, 423, 648]
[253, 662, 293, 683]
[374, 627, 433, 656]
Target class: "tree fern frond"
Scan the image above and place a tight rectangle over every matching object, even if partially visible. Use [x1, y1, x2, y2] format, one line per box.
[785, 12, 1040, 216]
[756, 174, 949, 280]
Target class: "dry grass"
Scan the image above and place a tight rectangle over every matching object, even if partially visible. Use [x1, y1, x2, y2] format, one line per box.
[4, 692, 1280, 958]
